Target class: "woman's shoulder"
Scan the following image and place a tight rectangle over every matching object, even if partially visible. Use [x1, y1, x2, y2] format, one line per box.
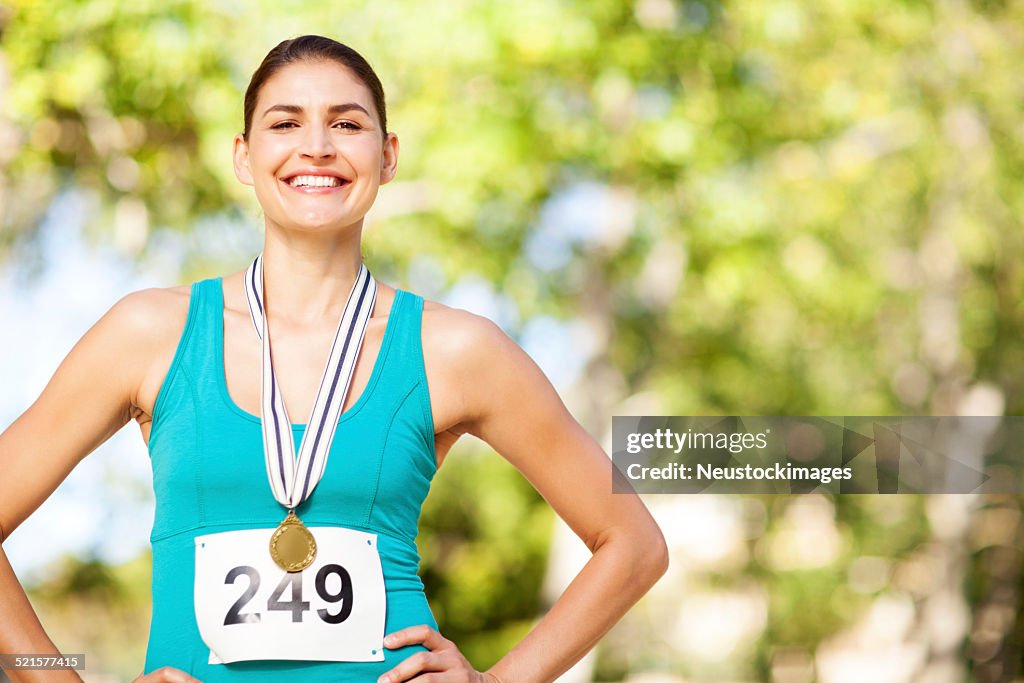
[412, 292, 558, 435]
[93, 285, 196, 380]
[420, 296, 508, 344]
[416, 295, 522, 373]
[104, 284, 196, 420]
[106, 284, 193, 339]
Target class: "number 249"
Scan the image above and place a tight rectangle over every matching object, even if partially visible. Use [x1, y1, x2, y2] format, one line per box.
[224, 564, 353, 625]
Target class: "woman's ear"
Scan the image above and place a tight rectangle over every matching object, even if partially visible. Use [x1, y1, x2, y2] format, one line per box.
[233, 133, 254, 186]
[380, 131, 400, 185]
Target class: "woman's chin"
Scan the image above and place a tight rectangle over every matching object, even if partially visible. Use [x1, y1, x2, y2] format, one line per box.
[273, 214, 364, 235]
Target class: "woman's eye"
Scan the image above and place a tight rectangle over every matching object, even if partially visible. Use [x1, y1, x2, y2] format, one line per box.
[270, 121, 359, 130]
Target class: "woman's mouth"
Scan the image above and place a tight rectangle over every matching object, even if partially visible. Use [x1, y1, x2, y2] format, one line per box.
[280, 174, 352, 194]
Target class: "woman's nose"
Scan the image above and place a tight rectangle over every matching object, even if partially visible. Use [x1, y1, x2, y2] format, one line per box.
[299, 125, 336, 158]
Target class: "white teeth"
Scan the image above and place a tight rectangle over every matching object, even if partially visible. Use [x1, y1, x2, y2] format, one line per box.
[287, 175, 343, 188]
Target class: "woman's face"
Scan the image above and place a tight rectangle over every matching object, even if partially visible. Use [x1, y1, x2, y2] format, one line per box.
[233, 59, 398, 236]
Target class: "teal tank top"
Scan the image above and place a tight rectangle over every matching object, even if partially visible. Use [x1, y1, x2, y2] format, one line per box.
[143, 277, 439, 680]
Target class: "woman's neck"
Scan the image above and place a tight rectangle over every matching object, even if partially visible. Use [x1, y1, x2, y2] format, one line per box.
[259, 225, 365, 326]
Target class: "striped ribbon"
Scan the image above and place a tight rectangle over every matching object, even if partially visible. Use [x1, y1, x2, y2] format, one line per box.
[243, 253, 377, 509]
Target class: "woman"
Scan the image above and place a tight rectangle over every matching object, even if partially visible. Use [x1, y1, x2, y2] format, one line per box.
[0, 35, 668, 683]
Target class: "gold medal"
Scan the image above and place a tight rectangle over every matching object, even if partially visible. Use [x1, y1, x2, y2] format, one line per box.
[269, 510, 317, 572]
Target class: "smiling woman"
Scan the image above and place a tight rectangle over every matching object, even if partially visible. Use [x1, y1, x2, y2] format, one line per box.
[235, 46, 397, 238]
[0, 34, 668, 683]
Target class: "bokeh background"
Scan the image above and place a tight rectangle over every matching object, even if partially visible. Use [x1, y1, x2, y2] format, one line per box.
[1, 0, 1023, 681]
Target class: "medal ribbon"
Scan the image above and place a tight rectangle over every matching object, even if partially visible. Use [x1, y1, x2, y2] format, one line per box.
[243, 253, 377, 509]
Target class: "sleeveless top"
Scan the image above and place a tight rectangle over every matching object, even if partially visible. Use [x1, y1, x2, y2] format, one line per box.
[143, 277, 439, 681]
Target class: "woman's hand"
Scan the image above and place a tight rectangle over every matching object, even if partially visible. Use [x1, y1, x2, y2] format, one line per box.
[378, 625, 500, 683]
[132, 667, 203, 683]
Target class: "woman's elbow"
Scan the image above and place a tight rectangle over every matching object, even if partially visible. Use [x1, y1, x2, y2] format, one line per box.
[624, 523, 669, 588]
[643, 526, 670, 583]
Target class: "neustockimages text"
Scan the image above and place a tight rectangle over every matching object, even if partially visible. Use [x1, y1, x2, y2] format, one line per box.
[626, 462, 853, 484]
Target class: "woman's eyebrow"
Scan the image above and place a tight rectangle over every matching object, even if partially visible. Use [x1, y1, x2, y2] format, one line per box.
[261, 103, 371, 118]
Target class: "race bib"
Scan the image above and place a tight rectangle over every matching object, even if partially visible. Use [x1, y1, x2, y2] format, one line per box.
[194, 526, 386, 664]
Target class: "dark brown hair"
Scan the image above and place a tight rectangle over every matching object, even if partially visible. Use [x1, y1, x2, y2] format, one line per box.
[242, 35, 387, 141]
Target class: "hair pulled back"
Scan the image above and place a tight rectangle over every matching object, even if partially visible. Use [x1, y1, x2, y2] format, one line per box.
[242, 35, 387, 140]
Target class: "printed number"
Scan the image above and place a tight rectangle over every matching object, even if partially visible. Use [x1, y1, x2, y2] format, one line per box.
[224, 566, 261, 625]
[268, 572, 310, 622]
[222, 564, 353, 624]
[316, 564, 354, 624]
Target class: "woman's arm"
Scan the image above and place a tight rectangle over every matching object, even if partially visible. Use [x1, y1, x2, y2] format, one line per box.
[0, 289, 186, 683]
[458, 315, 668, 681]
[384, 310, 668, 683]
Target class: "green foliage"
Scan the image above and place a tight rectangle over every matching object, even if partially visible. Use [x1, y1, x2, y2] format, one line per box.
[1, 0, 241, 250]
[25, 553, 152, 682]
